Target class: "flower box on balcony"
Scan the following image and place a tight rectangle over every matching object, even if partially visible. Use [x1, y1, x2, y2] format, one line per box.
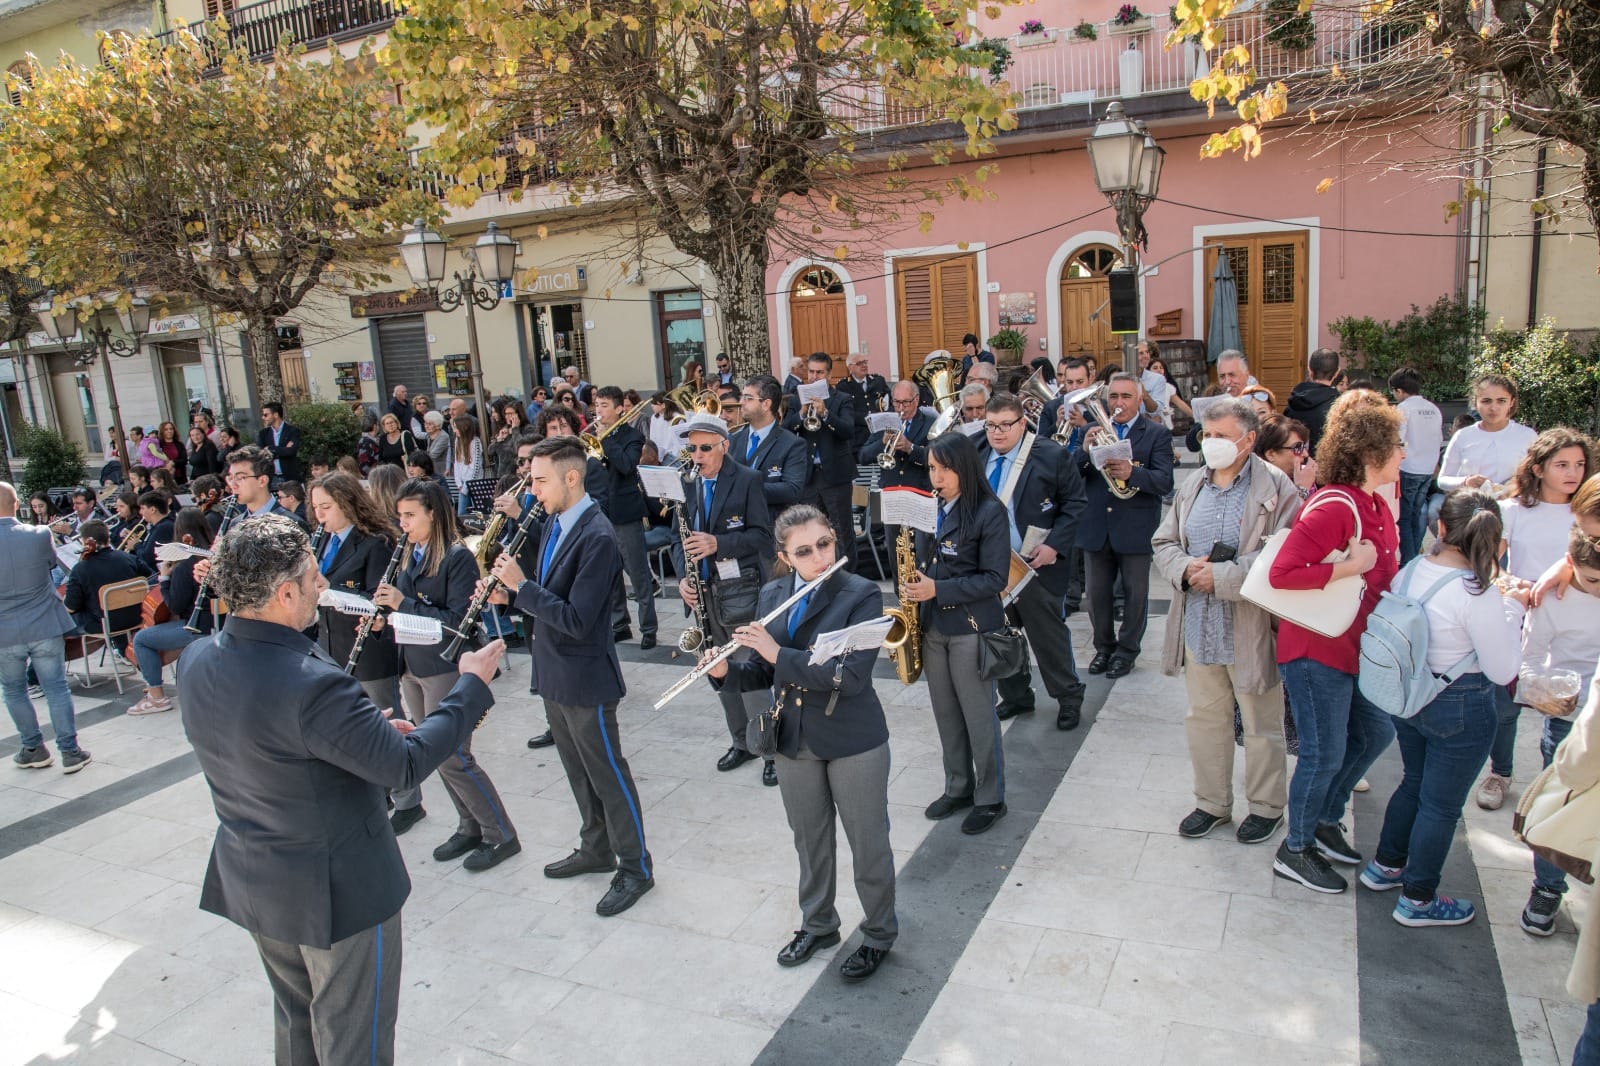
[1013, 27, 1058, 47]
[1108, 16, 1152, 36]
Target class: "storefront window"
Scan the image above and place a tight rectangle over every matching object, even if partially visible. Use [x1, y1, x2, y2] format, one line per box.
[657, 290, 707, 388]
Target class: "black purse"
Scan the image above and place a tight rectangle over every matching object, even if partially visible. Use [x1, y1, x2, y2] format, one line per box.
[969, 608, 1026, 682]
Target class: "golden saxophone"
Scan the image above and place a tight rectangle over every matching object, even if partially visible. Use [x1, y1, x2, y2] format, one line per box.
[473, 474, 529, 571]
[882, 525, 923, 685]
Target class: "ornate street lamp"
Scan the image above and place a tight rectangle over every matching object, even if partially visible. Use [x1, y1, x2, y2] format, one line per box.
[36, 292, 154, 477]
[1087, 101, 1163, 372]
[399, 219, 519, 425]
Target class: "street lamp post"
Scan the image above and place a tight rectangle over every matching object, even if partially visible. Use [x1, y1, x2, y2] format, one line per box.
[35, 294, 152, 477]
[399, 219, 519, 427]
[1086, 100, 1164, 373]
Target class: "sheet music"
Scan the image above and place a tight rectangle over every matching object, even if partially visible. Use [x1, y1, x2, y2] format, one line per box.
[637, 465, 686, 503]
[879, 487, 938, 534]
[388, 612, 443, 646]
[155, 542, 214, 563]
[866, 411, 901, 434]
[318, 588, 377, 617]
[1089, 440, 1132, 470]
[807, 616, 894, 665]
[54, 540, 82, 573]
[796, 381, 831, 405]
[1021, 525, 1050, 556]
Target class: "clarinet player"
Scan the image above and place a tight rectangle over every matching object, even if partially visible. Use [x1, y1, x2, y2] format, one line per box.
[309, 473, 400, 708]
[705, 504, 898, 983]
[487, 436, 655, 917]
[372, 479, 520, 868]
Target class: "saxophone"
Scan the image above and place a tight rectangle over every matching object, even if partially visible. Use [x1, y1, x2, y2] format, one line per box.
[881, 525, 923, 685]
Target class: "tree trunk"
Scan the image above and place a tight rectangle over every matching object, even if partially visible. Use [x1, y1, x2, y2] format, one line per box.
[708, 233, 775, 381]
[0, 443, 11, 484]
[246, 314, 284, 406]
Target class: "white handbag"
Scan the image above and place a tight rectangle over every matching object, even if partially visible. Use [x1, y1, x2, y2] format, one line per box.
[1514, 762, 1600, 884]
[1239, 489, 1367, 638]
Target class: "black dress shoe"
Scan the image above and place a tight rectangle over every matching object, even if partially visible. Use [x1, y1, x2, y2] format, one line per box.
[1178, 808, 1230, 838]
[777, 929, 840, 967]
[1087, 652, 1113, 675]
[390, 805, 426, 835]
[763, 760, 778, 787]
[463, 838, 522, 872]
[545, 850, 618, 879]
[596, 872, 654, 917]
[717, 747, 757, 772]
[995, 702, 1035, 721]
[639, 635, 657, 651]
[1057, 701, 1082, 731]
[961, 802, 1007, 835]
[924, 794, 975, 821]
[1105, 656, 1135, 680]
[839, 945, 889, 983]
[432, 832, 483, 862]
[527, 730, 555, 749]
[613, 627, 634, 643]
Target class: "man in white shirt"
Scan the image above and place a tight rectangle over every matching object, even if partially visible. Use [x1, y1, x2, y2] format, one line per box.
[1389, 367, 1443, 563]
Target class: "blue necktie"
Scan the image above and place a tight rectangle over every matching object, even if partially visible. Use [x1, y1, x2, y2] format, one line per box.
[699, 480, 715, 580]
[320, 532, 341, 575]
[936, 507, 945, 536]
[988, 455, 1005, 493]
[411, 545, 423, 567]
[540, 516, 562, 581]
[788, 589, 812, 640]
[1116, 420, 1129, 440]
[747, 433, 760, 461]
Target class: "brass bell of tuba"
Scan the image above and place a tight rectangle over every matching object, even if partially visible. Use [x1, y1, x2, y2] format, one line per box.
[1016, 366, 1060, 429]
[1061, 383, 1139, 500]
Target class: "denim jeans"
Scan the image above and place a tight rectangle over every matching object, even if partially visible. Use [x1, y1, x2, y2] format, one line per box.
[1397, 472, 1434, 563]
[0, 637, 79, 753]
[1488, 682, 1520, 778]
[132, 620, 200, 688]
[1374, 672, 1498, 902]
[1281, 657, 1396, 850]
[1534, 715, 1577, 894]
[1575, 1000, 1600, 1066]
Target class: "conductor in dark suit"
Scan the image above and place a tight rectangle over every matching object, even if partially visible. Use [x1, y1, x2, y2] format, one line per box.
[1074, 372, 1176, 679]
[731, 375, 809, 514]
[785, 352, 858, 570]
[708, 504, 896, 983]
[977, 394, 1088, 729]
[256, 401, 303, 483]
[490, 435, 655, 918]
[178, 515, 502, 1066]
[860, 379, 933, 493]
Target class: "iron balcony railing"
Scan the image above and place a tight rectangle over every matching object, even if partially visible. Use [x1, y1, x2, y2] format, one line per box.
[154, 0, 398, 65]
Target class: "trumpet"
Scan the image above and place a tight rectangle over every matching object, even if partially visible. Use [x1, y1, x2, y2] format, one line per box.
[184, 495, 239, 633]
[346, 539, 406, 674]
[876, 395, 901, 470]
[1062, 383, 1139, 500]
[117, 519, 149, 554]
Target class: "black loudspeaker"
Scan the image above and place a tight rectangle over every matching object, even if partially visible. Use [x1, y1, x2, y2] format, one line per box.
[1108, 268, 1139, 334]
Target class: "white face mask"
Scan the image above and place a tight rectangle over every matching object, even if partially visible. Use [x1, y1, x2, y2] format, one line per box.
[1200, 436, 1242, 470]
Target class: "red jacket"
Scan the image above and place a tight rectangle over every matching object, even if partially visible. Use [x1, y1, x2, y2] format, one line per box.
[1269, 484, 1399, 673]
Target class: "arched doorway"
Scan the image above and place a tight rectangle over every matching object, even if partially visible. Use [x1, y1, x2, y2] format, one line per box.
[789, 267, 849, 378]
[1059, 244, 1124, 369]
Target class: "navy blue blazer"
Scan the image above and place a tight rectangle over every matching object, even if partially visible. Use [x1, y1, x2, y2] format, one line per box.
[730, 422, 809, 511]
[512, 502, 626, 706]
[597, 421, 646, 524]
[256, 423, 303, 481]
[836, 374, 890, 448]
[136, 515, 175, 572]
[685, 459, 774, 579]
[178, 616, 490, 948]
[860, 410, 933, 492]
[717, 570, 889, 760]
[1074, 414, 1176, 554]
[977, 435, 1086, 597]
[317, 529, 401, 682]
[394, 542, 480, 678]
[784, 390, 858, 486]
[916, 496, 1010, 636]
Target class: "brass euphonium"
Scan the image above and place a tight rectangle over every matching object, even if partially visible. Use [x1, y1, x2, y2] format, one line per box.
[1063, 383, 1139, 500]
[1017, 366, 1060, 429]
[882, 525, 923, 684]
[913, 352, 963, 439]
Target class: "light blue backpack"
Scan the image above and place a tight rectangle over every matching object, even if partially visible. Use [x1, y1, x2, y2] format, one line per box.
[1358, 558, 1478, 719]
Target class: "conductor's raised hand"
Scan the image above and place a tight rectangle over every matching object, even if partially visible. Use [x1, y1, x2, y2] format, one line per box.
[491, 553, 525, 589]
[458, 639, 506, 687]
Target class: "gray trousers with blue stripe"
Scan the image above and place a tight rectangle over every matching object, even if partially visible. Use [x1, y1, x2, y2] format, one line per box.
[394, 670, 517, 846]
[547, 697, 653, 881]
[254, 911, 402, 1066]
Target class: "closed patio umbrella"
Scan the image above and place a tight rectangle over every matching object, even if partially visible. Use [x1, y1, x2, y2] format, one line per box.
[1207, 253, 1242, 364]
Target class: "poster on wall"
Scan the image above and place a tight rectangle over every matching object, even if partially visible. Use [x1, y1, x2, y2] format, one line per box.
[357, 361, 376, 381]
[332, 361, 361, 402]
[435, 355, 472, 397]
[999, 292, 1037, 326]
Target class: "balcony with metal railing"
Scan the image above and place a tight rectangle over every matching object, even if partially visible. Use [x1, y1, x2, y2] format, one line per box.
[153, 0, 397, 64]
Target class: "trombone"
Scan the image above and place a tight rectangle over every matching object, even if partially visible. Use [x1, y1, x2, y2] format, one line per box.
[578, 400, 651, 461]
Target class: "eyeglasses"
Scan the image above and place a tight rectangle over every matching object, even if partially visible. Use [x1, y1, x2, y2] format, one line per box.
[1291, 442, 1309, 455]
[786, 535, 836, 559]
[684, 442, 721, 454]
[984, 418, 1022, 433]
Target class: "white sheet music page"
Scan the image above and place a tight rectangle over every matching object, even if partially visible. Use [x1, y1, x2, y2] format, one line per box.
[637, 465, 687, 503]
[879, 487, 938, 534]
[807, 616, 894, 665]
[318, 588, 377, 617]
[388, 613, 443, 645]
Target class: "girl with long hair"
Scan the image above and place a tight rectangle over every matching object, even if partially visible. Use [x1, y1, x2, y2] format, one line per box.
[365, 463, 406, 529]
[451, 414, 484, 517]
[310, 473, 401, 706]
[1436, 374, 1538, 497]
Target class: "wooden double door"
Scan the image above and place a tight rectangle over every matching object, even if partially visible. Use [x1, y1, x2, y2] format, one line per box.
[1204, 232, 1309, 402]
[893, 254, 978, 380]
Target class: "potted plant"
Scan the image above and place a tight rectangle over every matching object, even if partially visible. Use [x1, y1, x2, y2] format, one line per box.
[987, 328, 1029, 366]
[1072, 19, 1098, 41]
[1109, 3, 1151, 34]
[1019, 18, 1045, 35]
[1015, 17, 1057, 46]
[970, 37, 1012, 82]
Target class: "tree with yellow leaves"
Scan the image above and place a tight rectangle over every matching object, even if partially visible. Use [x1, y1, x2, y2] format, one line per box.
[385, 0, 1018, 377]
[0, 28, 436, 404]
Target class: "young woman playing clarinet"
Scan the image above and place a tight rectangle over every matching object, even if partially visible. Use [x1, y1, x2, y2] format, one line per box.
[902, 432, 1012, 836]
[371, 478, 520, 869]
[706, 504, 898, 983]
[309, 473, 401, 708]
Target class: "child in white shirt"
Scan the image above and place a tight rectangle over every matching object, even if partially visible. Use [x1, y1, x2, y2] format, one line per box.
[1436, 374, 1538, 496]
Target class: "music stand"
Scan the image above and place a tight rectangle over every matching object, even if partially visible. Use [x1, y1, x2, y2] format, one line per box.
[464, 478, 500, 514]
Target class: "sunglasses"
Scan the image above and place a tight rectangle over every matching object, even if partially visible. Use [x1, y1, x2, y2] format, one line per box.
[1291, 442, 1308, 455]
[1243, 390, 1271, 403]
[684, 442, 722, 454]
[786, 535, 836, 559]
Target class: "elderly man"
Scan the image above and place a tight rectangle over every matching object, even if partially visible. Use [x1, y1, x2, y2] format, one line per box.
[0, 482, 90, 773]
[836, 353, 889, 449]
[861, 380, 932, 493]
[957, 383, 991, 426]
[965, 360, 999, 394]
[1185, 350, 1255, 452]
[1153, 398, 1299, 844]
[387, 385, 411, 429]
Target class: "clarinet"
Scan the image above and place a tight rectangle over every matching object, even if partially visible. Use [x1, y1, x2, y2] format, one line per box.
[308, 522, 328, 559]
[345, 538, 406, 674]
[184, 496, 240, 634]
[675, 471, 712, 653]
[442, 497, 543, 662]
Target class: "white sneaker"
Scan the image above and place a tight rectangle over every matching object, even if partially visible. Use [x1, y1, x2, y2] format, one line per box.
[1476, 774, 1509, 810]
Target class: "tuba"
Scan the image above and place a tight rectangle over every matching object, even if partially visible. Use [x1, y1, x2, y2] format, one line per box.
[882, 525, 923, 684]
[1062, 383, 1138, 500]
[913, 352, 964, 439]
[1017, 366, 1059, 429]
